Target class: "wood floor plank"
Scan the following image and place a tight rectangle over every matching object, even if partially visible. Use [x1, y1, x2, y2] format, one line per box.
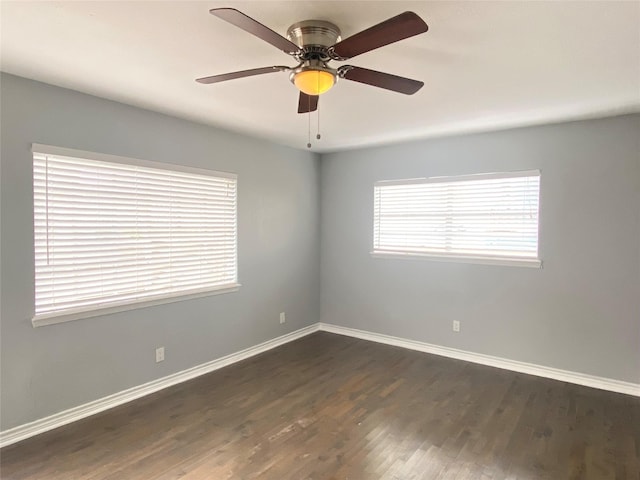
[1, 332, 638, 479]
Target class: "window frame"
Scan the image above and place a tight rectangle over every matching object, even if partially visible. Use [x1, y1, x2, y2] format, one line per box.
[31, 144, 240, 327]
[371, 170, 542, 268]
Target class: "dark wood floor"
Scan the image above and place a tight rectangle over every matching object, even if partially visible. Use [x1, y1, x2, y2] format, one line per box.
[1, 332, 639, 479]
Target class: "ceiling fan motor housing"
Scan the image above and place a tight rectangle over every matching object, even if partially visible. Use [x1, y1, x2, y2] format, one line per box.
[287, 20, 341, 61]
[287, 20, 342, 94]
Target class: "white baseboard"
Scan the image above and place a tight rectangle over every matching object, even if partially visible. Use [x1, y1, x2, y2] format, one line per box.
[3, 321, 638, 448]
[0, 324, 320, 448]
[318, 323, 640, 398]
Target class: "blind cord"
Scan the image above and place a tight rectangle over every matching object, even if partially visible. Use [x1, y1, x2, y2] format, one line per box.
[45, 155, 50, 266]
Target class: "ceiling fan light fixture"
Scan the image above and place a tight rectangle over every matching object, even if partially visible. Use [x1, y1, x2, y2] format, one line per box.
[291, 68, 336, 96]
[201, 9, 430, 114]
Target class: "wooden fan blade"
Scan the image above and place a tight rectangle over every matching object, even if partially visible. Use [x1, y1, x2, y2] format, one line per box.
[298, 92, 319, 113]
[331, 12, 428, 60]
[210, 8, 301, 55]
[196, 66, 288, 84]
[341, 66, 424, 95]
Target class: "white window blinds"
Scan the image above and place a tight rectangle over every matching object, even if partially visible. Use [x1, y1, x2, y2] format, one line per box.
[33, 147, 238, 322]
[373, 171, 541, 265]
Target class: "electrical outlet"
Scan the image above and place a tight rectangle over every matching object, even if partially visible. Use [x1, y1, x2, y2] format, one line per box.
[155, 347, 165, 363]
[280, 312, 286, 324]
[453, 320, 460, 333]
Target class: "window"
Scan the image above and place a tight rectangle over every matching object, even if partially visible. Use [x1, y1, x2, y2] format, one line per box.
[32, 145, 238, 326]
[373, 170, 541, 267]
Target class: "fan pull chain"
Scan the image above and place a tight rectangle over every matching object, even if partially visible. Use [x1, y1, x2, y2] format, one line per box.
[307, 94, 312, 148]
[316, 102, 321, 140]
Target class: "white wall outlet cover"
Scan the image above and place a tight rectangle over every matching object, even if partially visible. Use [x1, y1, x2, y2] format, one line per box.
[280, 312, 286, 324]
[155, 347, 165, 363]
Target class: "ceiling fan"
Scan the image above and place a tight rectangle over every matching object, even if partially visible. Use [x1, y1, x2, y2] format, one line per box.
[196, 8, 429, 114]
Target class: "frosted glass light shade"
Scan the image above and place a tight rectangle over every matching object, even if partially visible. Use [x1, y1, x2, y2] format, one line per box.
[294, 70, 335, 95]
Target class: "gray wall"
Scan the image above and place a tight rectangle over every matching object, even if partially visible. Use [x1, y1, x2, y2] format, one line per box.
[320, 115, 640, 384]
[0, 74, 321, 430]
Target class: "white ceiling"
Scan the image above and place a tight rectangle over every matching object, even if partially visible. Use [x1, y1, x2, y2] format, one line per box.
[2, 1, 639, 152]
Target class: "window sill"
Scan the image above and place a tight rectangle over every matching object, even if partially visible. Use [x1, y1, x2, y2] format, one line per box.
[31, 284, 241, 328]
[371, 251, 542, 268]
